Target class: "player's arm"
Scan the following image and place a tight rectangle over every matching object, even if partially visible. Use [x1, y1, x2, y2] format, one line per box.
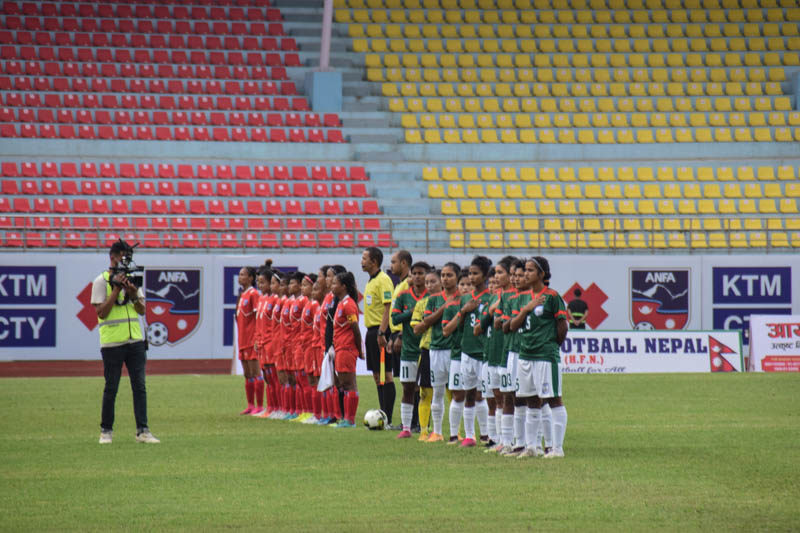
[378, 301, 390, 347]
[442, 310, 462, 337]
[556, 317, 568, 345]
[580, 308, 589, 325]
[509, 299, 534, 331]
[391, 295, 414, 326]
[349, 318, 363, 359]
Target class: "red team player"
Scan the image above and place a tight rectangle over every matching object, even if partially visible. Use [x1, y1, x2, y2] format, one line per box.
[236, 266, 263, 415]
[299, 275, 322, 424]
[269, 275, 290, 419]
[280, 274, 300, 420]
[310, 278, 329, 423]
[255, 264, 279, 418]
[330, 271, 363, 428]
[289, 273, 311, 422]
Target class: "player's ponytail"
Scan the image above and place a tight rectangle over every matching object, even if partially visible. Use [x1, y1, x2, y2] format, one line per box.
[336, 271, 359, 301]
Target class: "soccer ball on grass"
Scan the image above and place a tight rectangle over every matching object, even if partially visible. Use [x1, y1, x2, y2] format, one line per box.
[363, 409, 388, 430]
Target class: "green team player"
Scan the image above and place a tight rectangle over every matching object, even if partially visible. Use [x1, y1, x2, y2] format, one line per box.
[391, 261, 430, 439]
[415, 262, 462, 443]
[442, 256, 494, 448]
[509, 256, 569, 459]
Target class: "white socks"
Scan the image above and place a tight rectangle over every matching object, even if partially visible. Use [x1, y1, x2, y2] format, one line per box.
[463, 406, 476, 440]
[525, 408, 542, 450]
[431, 385, 445, 435]
[541, 403, 553, 448]
[551, 405, 567, 450]
[513, 405, 527, 448]
[501, 414, 514, 447]
[495, 411, 502, 440]
[449, 400, 463, 438]
[476, 399, 488, 438]
[487, 415, 496, 442]
[401, 402, 413, 431]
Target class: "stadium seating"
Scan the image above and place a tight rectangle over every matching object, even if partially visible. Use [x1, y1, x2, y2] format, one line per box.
[0, 2, 346, 142]
[338, 0, 799, 144]
[425, 162, 800, 249]
[0, 160, 389, 249]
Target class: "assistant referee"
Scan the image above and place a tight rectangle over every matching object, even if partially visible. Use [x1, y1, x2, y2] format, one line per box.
[361, 246, 397, 428]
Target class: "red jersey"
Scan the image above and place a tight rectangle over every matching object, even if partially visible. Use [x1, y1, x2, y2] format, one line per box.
[290, 295, 308, 338]
[270, 295, 287, 355]
[301, 299, 319, 350]
[312, 300, 326, 351]
[280, 294, 294, 346]
[256, 293, 275, 349]
[236, 286, 259, 352]
[333, 295, 359, 356]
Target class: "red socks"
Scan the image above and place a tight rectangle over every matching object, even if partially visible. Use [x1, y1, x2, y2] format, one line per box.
[313, 389, 322, 419]
[254, 377, 264, 408]
[344, 390, 359, 424]
[245, 378, 255, 408]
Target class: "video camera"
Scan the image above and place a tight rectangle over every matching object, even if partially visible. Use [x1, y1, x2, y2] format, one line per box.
[109, 239, 144, 289]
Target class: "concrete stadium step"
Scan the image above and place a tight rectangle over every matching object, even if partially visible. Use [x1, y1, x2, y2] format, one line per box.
[355, 150, 405, 161]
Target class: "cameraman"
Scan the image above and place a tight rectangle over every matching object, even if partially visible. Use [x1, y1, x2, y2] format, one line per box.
[91, 240, 159, 444]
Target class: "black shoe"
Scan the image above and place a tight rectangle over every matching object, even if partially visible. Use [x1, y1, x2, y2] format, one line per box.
[483, 439, 497, 448]
[411, 425, 421, 434]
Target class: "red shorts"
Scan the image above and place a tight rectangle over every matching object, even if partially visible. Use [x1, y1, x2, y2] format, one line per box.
[335, 349, 358, 374]
[259, 343, 271, 367]
[239, 347, 257, 361]
[293, 343, 304, 371]
[304, 345, 316, 376]
[312, 345, 324, 377]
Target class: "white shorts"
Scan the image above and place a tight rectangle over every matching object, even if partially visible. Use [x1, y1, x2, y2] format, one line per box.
[399, 360, 418, 383]
[487, 366, 501, 393]
[480, 361, 489, 394]
[459, 353, 482, 391]
[448, 359, 462, 391]
[429, 349, 451, 387]
[517, 360, 562, 399]
[500, 351, 519, 393]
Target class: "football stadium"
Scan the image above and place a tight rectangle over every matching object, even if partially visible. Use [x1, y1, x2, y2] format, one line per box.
[1, 0, 799, 530]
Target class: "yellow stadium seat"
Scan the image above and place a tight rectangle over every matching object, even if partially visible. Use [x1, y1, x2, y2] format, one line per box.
[464, 218, 483, 231]
[445, 218, 463, 231]
[459, 167, 477, 181]
[506, 184, 523, 198]
[479, 200, 498, 215]
[428, 183, 446, 198]
[500, 167, 518, 181]
[462, 129, 480, 143]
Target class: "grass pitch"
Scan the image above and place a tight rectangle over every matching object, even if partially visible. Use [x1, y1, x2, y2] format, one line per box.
[1, 373, 798, 532]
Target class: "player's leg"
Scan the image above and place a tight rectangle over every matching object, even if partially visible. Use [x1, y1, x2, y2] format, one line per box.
[509, 359, 535, 458]
[447, 358, 464, 444]
[540, 403, 553, 451]
[247, 359, 265, 416]
[417, 349, 432, 440]
[475, 362, 489, 444]
[428, 350, 448, 442]
[543, 362, 566, 458]
[460, 355, 479, 447]
[398, 360, 418, 438]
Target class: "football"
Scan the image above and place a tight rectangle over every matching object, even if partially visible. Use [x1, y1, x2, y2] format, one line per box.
[363, 409, 388, 430]
[147, 322, 169, 346]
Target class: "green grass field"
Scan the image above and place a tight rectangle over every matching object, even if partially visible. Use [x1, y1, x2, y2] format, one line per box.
[1, 373, 799, 532]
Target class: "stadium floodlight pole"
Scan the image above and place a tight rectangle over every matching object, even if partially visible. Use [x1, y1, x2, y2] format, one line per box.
[318, 0, 334, 71]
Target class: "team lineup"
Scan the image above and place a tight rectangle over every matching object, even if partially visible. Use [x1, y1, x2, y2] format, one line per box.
[235, 249, 570, 458]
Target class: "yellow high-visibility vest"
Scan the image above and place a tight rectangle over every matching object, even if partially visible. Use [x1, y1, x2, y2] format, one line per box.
[98, 271, 143, 346]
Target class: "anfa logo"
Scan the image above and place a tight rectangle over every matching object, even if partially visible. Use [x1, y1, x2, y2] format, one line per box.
[708, 335, 740, 372]
[145, 269, 201, 346]
[630, 269, 690, 330]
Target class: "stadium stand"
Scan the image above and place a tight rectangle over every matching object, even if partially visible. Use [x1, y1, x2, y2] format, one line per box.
[1, 0, 798, 251]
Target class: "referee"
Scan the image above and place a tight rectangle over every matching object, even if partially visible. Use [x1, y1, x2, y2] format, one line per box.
[361, 247, 397, 428]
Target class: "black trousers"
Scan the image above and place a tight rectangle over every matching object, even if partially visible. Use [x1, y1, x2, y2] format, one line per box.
[100, 340, 149, 432]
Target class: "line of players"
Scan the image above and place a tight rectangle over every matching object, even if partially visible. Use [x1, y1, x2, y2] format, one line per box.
[394, 255, 569, 458]
[235, 254, 569, 457]
[236, 261, 364, 428]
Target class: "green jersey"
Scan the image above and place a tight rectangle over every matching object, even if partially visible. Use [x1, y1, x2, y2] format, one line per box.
[391, 286, 428, 362]
[508, 291, 523, 354]
[425, 291, 455, 350]
[487, 288, 516, 367]
[516, 288, 568, 363]
[458, 288, 494, 360]
[481, 291, 503, 367]
[441, 299, 462, 360]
